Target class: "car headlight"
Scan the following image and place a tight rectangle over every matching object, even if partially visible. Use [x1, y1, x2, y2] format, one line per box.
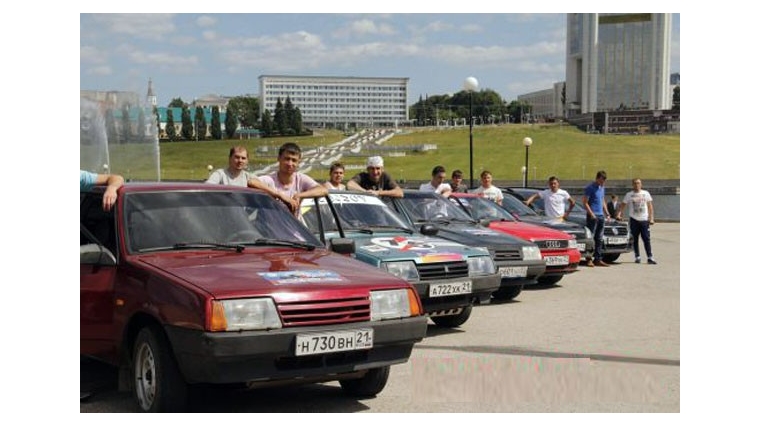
[467, 255, 496, 276]
[568, 239, 578, 249]
[380, 261, 420, 281]
[522, 245, 542, 261]
[370, 289, 413, 320]
[210, 298, 282, 331]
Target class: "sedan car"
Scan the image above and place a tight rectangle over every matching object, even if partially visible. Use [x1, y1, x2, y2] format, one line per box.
[299, 191, 501, 327]
[504, 187, 632, 263]
[80, 182, 428, 412]
[384, 190, 546, 301]
[448, 193, 581, 285]
[499, 191, 595, 260]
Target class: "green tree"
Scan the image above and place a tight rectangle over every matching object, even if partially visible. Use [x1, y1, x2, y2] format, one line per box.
[166, 109, 177, 141]
[168, 97, 185, 108]
[181, 106, 193, 140]
[153, 106, 160, 138]
[224, 108, 238, 139]
[284, 96, 296, 135]
[292, 107, 303, 135]
[261, 109, 274, 136]
[672, 86, 679, 111]
[226, 96, 259, 128]
[561, 82, 567, 117]
[137, 108, 146, 142]
[105, 108, 118, 144]
[195, 106, 207, 140]
[274, 98, 286, 135]
[121, 104, 132, 143]
[210, 106, 222, 140]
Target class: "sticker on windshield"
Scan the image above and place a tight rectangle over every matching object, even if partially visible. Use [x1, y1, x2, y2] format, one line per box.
[259, 270, 344, 285]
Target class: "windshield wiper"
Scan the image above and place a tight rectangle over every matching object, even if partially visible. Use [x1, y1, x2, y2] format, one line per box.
[173, 242, 246, 253]
[250, 238, 316, 251]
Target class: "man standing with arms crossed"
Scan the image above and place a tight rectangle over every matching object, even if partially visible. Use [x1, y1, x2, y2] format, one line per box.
[582, 171, 611, 267]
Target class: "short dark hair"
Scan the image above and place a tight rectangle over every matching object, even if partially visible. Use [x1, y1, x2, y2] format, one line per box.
[329, 162, 345, 173]
[431, 165, 446, 176]
[452, 169, 463, 178]
[596, 170, 607, 180]
[548, 175, 559, 183]
[229, 146, 248, 158]
[278, 142, 302, 158]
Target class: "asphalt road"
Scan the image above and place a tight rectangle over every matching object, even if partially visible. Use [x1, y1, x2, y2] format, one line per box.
[81, 223, 680, 413]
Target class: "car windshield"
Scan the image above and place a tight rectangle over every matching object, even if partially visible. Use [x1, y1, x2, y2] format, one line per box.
[396, 193, 475, 223]
[301, 193, 411, 232]
[124, 190, 322, 253]
[452, 196, 516, 222]
[500, 193, 541, 218]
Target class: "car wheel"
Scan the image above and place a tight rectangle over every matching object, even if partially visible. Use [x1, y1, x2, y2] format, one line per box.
[602, 253, 620, 263]
[492, 285, 523, 301]
[537, 275, 563, 285]
[431, 305, 473, 328]
[133, 325, 187, 412]
[339, 366, 390, 397]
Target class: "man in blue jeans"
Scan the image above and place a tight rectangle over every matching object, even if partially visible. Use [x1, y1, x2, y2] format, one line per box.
[582, 170, 611, 267]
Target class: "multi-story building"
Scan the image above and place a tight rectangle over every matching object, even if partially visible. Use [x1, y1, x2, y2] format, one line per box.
[517, 82, 565, 121]
[565, 13, 672, 115]
[258, 75, 409, 128]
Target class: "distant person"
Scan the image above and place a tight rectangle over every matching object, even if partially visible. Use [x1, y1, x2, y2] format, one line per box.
[606, 194, 620, 218]
[582, 170, 611, 267]
[323, 162, 346, 190]
[419, 165, 452, 197]
[249, 142, 327, 215]
[449, 169, 468, 193]
[472, 170, 503, 204]
[80, 170, 124, 211]
[206, 146, 259, 187]
[616, 178, 657, 265]
[346, 156, 404, 198]
[524, 176, 575, 221]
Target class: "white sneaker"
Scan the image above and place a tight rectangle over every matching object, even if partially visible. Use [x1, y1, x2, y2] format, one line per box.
[634, 256, 641, 263]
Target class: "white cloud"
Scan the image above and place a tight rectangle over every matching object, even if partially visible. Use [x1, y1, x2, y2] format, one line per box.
[202, 30, 216, 41]
[80, 45, 107, 64]
[197, 15, 216, 27]
[91, 13, 176, 40]
[87, 66, 112, 76]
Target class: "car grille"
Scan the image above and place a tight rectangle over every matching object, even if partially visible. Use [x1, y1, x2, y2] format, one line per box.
[604, 224, 629, 236]
[534, 239, 569, 249]
[418, 261, 469, 281]
[278, 297, 370, 327]
[493, 249, 522, 261]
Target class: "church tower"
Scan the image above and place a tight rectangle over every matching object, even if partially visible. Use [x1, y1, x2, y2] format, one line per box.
[146, 78, 157, 108]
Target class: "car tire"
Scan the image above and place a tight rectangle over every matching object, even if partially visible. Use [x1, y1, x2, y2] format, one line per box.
[537, 275, 563, 285]
[431, 305, 473, 328]
[133, 325, 188, 412]
[602, 253, 621, 263]
[339, 366, 390, 397]
[492, 285, 523, 301]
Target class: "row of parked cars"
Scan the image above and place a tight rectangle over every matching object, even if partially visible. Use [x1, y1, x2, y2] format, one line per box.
[80, 182, 632, 412]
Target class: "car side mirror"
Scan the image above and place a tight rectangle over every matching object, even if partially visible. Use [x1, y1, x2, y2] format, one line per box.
[419, 224, 438, 236]
[329, 238, 355, 255]
[80, 243, 116, 266]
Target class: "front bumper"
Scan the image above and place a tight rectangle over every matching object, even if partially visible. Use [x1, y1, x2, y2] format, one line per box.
[165, 316, 428, 384]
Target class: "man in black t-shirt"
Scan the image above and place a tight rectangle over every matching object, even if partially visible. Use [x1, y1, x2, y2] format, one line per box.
[346, 156, 404, 198]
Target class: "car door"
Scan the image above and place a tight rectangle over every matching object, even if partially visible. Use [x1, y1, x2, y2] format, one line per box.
[80, 193, 118, 359]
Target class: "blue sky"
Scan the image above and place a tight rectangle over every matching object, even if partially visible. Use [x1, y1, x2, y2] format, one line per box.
[80, 13, 680, 107]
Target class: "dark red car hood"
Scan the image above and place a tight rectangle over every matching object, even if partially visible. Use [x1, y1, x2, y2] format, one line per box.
[485, 219, 574, 241]
[134, 248, 406, 301]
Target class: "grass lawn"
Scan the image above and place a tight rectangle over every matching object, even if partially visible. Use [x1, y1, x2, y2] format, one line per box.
[155, 123, 679, 183]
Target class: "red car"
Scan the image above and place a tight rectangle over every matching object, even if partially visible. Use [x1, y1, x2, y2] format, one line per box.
[449, 193, 582, 285]
[80, 182, 427, 412]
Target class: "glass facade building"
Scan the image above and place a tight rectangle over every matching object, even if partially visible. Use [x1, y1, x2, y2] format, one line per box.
[565, 13, 672, 114]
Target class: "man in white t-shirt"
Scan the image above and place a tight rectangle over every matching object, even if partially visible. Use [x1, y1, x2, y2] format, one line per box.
[524, 176, 575, 221]
[249, 142, 327, 215]
[205, 146, 259, 187]
[472, 170, 502, 204]
[419, 165, 452, 197]
[616, 178, 656, 264]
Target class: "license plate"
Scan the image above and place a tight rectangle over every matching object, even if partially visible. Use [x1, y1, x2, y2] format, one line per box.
[429, 280, 472, 297]
[499, 266, 528, 278]
[545, 255, 569, 266]
[295, 329, 373, 356]
[606, 236, 628, 245]
[577, 243, 586, 252]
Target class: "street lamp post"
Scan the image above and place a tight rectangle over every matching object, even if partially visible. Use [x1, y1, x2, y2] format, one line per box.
[522, 137, 533, 187]
[463, 76, 479, 189]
